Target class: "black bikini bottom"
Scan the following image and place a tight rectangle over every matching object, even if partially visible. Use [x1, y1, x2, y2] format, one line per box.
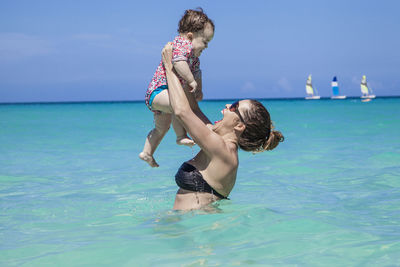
[175, 162, 228, 199]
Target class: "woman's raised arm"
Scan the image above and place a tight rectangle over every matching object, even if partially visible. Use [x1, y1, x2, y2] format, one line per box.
[162, 43, 226, 158]
[162, 43, 192, 117]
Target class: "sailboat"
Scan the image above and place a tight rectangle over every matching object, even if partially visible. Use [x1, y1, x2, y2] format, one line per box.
[331, 76, 346, 99]
[360, 75, 376, 99]
[305, 75, 320, 100]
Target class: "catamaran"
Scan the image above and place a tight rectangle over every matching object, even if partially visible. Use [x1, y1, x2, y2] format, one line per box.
[331, 76, 346, 99]
[305, 75, 320, 100]
[360, 75, 376, 99]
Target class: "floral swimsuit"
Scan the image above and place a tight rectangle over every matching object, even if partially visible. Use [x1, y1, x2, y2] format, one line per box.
[144, 36, 200, 111]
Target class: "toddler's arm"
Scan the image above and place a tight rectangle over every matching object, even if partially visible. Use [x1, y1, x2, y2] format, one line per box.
[173, 61, 197, 93]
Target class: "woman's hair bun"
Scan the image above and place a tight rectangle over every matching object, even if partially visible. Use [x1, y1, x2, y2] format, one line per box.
[262, 130, 284, 151]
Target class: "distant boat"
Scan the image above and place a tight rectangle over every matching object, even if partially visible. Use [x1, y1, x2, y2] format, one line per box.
[331, 76, 346, 99]
[305, 75, 320, 100]
[360, 75, 376, 99]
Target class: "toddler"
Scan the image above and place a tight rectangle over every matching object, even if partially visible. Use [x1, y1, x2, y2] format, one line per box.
[139, 8, 214, 167]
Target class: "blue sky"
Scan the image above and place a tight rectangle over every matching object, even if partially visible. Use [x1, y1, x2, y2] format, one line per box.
[1, 0, 399, 103]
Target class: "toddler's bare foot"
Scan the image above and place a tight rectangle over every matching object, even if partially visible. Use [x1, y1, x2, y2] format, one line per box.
[176, 137, 195, 147]
[139, 152, 159, 167]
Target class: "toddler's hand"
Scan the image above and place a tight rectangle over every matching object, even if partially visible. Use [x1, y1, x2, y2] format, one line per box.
[188, 80, 198, 93]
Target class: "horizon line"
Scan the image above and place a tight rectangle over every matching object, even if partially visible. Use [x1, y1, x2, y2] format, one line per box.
[1, 95, 399, 105]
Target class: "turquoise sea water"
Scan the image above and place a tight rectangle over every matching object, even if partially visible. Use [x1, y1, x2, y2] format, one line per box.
[1, 98, 400, 266]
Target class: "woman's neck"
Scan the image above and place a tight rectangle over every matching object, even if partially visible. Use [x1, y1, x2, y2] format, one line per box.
[221, 132, 239, 148]
[213, 123, 239, 149]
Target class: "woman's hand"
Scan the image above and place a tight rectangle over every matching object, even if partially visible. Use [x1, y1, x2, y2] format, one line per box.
[162, 42, 173, 71]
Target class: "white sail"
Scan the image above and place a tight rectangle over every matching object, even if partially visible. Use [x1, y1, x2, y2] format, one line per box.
[360, 75, 376, 99]
[331, 76, 346, 99]
[305, 75, 320, 99]
[306, 75, 314, 95]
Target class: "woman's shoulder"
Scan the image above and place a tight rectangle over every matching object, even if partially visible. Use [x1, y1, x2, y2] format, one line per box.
[210, 141, 239, 170]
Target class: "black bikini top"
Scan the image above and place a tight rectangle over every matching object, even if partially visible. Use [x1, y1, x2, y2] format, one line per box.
[175, 162, 228, 199]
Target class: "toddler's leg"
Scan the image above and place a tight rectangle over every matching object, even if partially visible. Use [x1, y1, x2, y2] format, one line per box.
[139, 112, 172, 167]
[172, 115, 195, 147]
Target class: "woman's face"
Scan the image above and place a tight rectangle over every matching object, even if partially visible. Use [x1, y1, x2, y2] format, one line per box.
[191, 23, 214, 57]
[213, 100, 250, 131]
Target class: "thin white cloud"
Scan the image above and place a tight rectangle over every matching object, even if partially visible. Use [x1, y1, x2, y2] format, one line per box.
[69, 32, 158, 54]
[277, 77, 293, 92]
[71, 33, 112, 41]
[69, 33, 116, 50]
[0, 33, 54, 60]
[240, 81, 256, 92]
[352, 76, 361, 85]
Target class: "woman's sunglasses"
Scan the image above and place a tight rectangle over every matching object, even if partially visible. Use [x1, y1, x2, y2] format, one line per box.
[229, 101, 245, 124]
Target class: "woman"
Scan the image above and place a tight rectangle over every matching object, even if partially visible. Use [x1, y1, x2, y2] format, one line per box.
[162, 43, 284, 210]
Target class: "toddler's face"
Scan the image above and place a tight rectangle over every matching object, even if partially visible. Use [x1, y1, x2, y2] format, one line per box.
[191, 23, 214, 57]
